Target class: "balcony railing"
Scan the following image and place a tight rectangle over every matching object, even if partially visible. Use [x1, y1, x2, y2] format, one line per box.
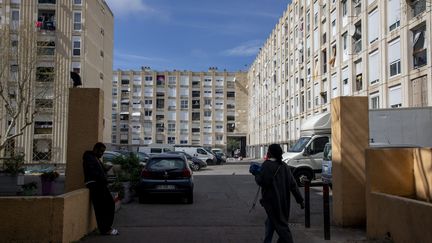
[413, 49, 427, 68]
[353, 39, 362, 54]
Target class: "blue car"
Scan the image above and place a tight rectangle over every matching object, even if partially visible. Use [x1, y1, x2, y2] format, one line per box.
[138, 154, 194, 204]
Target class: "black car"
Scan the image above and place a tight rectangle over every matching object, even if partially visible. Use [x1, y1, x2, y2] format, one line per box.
[138, 154, 194, 204]
[166, 151, 207, 171]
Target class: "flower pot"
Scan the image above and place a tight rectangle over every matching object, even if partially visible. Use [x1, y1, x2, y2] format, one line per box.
[41, 179, 53, 196]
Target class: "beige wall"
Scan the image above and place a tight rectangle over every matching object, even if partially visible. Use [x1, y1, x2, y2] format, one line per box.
[0, 189, 95, 243]
[366, 148, 432, 242]
[331, 96, 369, 226]
[414, 148, 432, 202]
[65, 88, 104, 192]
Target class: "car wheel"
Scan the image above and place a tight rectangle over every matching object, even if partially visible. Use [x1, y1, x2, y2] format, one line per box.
[191, 163, 200, 171]
[186, 191, 193, 204]
[294, 169, 313, 187]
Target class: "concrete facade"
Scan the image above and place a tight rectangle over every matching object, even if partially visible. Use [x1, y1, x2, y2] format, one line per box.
[366, 148, 432, 242]
[247, 0, 432, 157]
[111, 69, 248, 152]
[0, 189, 96, 243]
[65, 88, 104, 193]
[0, 0, 113, 164]
[331, 96, 369, 226]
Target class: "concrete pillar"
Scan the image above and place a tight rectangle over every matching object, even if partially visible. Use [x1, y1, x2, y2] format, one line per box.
[65, 88, 104, 193]
[331, 96, 369, 226]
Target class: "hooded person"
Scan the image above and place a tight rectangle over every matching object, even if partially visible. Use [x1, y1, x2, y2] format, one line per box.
[254, 144, 304, 243]
[83, 142, 119, 236]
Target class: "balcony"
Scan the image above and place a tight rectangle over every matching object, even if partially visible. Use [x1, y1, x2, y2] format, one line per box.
[34, 121, 53, 134]
[410, 0, 426, 18]
[353, 39, 362, 54]
[37, 41, 55, 56]
[413, 49, 427, 68]
[38, 0, 56, 3]
[36, 10, 56, 32]
[36, 67, 54, 83]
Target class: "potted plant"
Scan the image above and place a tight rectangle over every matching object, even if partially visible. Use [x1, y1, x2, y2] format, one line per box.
[21, 182, 37, 196]
[0, 153, 25, 195]
[111, 153, 142, 203]
[40, 170, 59, 195]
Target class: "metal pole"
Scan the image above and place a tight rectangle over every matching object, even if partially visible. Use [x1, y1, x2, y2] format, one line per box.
[323, 183, 330, 240]
[304, 179, 310, 228]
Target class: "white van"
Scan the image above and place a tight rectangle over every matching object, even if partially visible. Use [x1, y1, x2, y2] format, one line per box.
[138, 144, 174, 155]
[174, 146, 216, 165]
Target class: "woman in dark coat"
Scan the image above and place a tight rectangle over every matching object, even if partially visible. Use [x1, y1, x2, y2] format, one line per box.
[255, 144, 304, 243]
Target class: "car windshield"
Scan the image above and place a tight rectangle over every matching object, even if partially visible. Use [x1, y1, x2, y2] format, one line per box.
[136, 152, 148, 160]
[147, 158, 185, 171]
[288, 137, 311, 152]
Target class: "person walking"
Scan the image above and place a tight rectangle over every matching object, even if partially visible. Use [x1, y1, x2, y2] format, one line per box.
[83, 142, 119, 235]
[254, 144, 304, 243]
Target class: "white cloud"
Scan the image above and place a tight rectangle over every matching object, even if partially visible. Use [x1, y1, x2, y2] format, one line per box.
[222, 40, 262, 57]
[105, 0, 154, 16]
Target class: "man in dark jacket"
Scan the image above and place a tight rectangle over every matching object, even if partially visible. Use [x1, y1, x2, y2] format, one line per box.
[83, 142, 118, 235]
[254, 144, 304, 243]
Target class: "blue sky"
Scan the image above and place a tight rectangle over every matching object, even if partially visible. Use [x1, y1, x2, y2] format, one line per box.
[105, 0, 290, 72]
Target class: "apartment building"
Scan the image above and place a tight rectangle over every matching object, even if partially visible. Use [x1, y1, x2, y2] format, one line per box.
[111, 68, 248, 153]
[248, 0, 431, 157]
[0, 0, 113, 164]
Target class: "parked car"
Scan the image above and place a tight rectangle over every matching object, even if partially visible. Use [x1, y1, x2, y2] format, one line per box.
[174, 145, 216, 165]
[213, 151, 227, 164]
[102, 151, 123, 163]
[321, 142, 332, 186]
[166, 151, 207, 171]
[138, 154, 194, 204]
[113, 150, 150, 165]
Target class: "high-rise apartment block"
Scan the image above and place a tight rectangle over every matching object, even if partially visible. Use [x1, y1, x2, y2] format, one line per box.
[0, 0, 113, 164]
[248, 0, 431, 156]
[111, 68, 248, 152]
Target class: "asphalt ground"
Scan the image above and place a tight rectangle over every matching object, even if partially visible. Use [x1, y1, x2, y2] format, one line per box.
[80, 159, 371, 243]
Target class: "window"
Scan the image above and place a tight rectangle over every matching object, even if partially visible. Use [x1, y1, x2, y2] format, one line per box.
[204, 111, 211, 117]
[180, 100, 188, 109]
[36, 67, 54, 82]
[368, 50, 379, 84]
[342, 0, 347, 17]
[168, 137, 175, 144]
[370, 92, 380, 109]
[389, 84, 402, 108]
[72, 36, 81, 56]
[388, 38, 401, 77]
[73, 11, 82, 31]
[412, 25, 427, 68]
[192, 112, 200, 121]
[342, 67, 350, 96]
[331, 73, 338, 97]
[227, 91, 235, 98]
[388, 0, 400, 31]
[309, 136, 329, 154]
[73, 0, 82, 4]
[144, 110, 152, 116]
[144, 99, 152, 105]
[145, 76, 153, 81]
[368, 9, 379, 44]
[168, 123, 175, 132]
[192, 91, 200, 97]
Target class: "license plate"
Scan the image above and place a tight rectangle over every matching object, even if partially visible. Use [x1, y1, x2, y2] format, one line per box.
[156, 185, 175, 190]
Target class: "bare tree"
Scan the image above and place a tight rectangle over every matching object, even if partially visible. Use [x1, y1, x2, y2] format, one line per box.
[0, 22, 55, 157]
